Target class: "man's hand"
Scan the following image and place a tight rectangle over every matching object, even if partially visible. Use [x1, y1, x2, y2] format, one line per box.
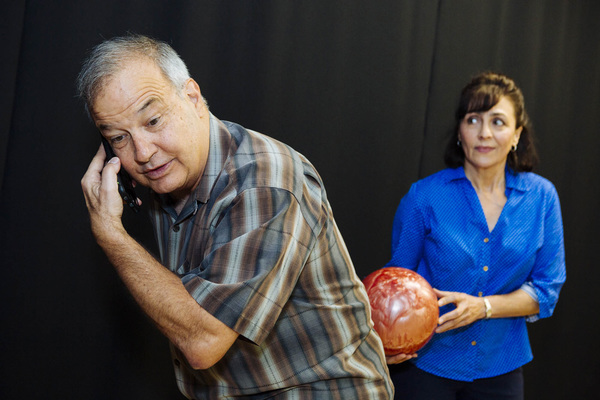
[81, 144, 126, 240]
[434, 288, 485, 333]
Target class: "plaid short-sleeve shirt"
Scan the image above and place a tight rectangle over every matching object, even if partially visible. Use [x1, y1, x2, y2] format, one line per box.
[150, 115, 393, 399]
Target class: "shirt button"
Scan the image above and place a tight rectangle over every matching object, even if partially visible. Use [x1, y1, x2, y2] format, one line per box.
[173, 225, 180, 232]
[173, 358, 180, 366]
[471, 341, 477, 346]
[483, 266, 489, 272]
[483, 237, 489, 243]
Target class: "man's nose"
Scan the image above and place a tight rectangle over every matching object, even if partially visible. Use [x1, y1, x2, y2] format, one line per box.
[131, 132, 157, 164]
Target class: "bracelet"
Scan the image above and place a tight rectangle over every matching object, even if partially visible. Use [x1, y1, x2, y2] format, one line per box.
[483, 297, 493, 319]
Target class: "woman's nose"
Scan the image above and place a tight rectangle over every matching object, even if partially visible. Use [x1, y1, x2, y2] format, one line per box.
[478, 122, 493, 138]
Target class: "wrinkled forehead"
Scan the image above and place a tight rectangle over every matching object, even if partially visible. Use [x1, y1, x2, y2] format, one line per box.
[91, 58, 171, 112]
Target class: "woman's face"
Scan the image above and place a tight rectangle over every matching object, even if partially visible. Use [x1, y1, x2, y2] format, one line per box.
[458, 96, 522, 173]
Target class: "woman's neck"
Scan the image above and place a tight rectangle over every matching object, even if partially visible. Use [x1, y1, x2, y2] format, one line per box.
[463, 162, 506, 193]
[463, 162, 508, 232]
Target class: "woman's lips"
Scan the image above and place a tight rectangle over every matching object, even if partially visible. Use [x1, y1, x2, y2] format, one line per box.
[143, 160, 172, 180]
[475, 146, 494, 153]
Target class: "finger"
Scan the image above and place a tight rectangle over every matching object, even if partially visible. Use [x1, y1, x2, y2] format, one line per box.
[92, 143, 111, 172]
[438, 306, 461, 325]
[82, 145, 110, 208]
[386, 353, 417, 365]
[436, 315, 465, 333]
[100, 157, 121, 198]
[82, 144, 116, 185]
[437, 293, 457, 308]
[436, 321, 454, 333]
[437, 307, 476, 333]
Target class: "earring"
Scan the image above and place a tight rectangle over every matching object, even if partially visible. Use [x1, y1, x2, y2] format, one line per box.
[511, 144, 518, 152]
[457, 139, 461, 146]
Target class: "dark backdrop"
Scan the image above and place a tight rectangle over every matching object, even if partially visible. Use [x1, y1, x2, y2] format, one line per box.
[1, 1, 598, 398]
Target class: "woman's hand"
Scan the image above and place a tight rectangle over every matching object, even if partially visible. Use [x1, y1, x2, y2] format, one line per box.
[434, 288, 485, 333]
[386, 352, 417, 365]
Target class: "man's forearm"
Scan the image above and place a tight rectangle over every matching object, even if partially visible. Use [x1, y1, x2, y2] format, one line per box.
[96, 226, 238, 369]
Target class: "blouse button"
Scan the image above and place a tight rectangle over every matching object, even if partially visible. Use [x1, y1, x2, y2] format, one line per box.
[483, 266, 489, 272]
[478, 292, 483, 297]
[483, 237, 489, 243]
[471, 341, 477, 346]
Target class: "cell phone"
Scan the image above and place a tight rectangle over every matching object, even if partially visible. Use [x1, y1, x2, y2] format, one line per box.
[101, 137, 140, 213]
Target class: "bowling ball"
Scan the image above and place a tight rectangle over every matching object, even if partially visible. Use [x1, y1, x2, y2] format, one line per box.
[362, 267, 439, 355]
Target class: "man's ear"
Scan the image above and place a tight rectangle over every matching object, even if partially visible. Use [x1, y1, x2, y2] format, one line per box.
[184, 78, 202, 105]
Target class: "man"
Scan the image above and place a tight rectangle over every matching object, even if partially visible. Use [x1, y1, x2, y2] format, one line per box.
[79, 34, 393, 399]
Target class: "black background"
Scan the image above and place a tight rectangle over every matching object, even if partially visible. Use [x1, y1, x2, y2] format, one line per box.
[1, 1, 598, 398]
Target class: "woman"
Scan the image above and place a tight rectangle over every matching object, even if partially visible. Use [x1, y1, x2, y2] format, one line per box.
[385, 72, 566, 399]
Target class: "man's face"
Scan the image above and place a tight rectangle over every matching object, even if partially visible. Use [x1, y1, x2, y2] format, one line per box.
[92, 58, 209, 200]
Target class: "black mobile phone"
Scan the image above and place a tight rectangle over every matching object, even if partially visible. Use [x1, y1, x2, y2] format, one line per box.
[101, 137, 140, 213]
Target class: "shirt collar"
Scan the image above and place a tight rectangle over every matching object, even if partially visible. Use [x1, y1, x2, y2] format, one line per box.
[446, 166, 531, 192]
[193, 113, 233, 204]
[153, 113, 233, 219]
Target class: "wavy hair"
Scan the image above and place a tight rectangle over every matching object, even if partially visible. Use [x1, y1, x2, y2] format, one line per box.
[444, 72, 538, 172]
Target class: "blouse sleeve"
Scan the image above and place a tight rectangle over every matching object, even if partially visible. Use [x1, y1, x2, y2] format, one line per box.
[528, 183, 567, 319]
[385, 183, 427, 270]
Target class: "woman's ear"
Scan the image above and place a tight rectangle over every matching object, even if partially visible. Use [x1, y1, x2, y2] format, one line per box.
[514, 126, 523, 146]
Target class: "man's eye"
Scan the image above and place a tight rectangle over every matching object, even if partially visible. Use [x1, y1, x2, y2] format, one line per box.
[148, 117, 160, 126]
[110, 135, 127, 148]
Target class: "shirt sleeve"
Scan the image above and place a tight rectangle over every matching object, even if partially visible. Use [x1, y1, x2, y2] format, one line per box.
[385, 183, 426, 270]
[520, 282, 540, 322]
[527, 184, 567, 319]
[181, 186, 317, 345]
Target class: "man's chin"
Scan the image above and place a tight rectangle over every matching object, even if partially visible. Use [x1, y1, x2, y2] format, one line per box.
[145, 180, 176, 195]
[148, 181, 190, 199]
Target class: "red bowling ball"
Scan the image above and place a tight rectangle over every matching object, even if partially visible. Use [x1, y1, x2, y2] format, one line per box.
[362, 267, 439, 355]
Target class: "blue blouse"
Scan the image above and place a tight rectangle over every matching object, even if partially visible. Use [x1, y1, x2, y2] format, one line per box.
[385, 167, 566, 381]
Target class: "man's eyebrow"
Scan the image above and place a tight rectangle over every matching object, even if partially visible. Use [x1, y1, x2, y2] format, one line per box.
[96, 98, 159, 131]
[98, 123, 111, 132]
[138, 98, 157, 113]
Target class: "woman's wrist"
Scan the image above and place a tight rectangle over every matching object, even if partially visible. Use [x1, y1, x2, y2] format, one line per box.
[483, 297, 493, 319]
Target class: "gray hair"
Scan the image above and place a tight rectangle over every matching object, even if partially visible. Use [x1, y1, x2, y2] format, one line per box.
[76, 34, 191, 115]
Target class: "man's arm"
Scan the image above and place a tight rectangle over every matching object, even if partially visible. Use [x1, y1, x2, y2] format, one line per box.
[81, 145, 238, 370]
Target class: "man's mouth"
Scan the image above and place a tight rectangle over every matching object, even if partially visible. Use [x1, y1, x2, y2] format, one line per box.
[143, 160, 172, 180]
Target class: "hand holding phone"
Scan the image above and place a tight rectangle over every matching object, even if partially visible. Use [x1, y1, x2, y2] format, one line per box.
[101, 137, 140, 213]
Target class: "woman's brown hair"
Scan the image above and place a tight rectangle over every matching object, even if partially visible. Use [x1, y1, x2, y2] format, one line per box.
[444, 72, 538, 172]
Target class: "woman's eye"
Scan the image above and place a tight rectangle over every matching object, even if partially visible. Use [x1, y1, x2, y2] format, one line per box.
[493, 118, 505, 126]
[466, 116, 479, 124]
